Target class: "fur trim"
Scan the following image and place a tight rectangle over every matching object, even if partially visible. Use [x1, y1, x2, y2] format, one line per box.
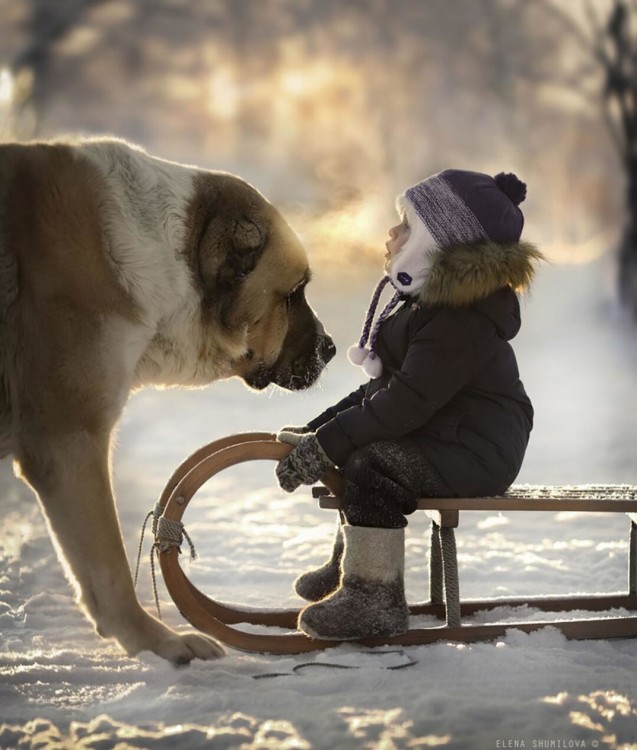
[421, 240, 544, 307]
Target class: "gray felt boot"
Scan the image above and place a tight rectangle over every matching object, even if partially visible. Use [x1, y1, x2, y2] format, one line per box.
[294, 516, 344, 602]
[298, 525, 409, 640]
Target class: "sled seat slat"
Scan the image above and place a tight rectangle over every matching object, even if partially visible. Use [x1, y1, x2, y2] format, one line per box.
[313, 483, 637, 635]
[314, 484, 637, 514]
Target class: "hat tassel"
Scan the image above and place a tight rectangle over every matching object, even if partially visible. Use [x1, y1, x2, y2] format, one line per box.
[349, 275, 403, 378]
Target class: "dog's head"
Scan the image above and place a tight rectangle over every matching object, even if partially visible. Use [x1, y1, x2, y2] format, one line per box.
[188, 173, 335, 391]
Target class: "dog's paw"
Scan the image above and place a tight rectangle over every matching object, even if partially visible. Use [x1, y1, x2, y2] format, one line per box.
[117, 615, 225, 664]
[154, 631, 226, 666]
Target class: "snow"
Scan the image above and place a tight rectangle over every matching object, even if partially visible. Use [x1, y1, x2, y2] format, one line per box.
[2, 256, 637, 749]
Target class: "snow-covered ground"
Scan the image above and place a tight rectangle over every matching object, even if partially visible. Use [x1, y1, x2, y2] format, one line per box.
[2, 255, 637, 749]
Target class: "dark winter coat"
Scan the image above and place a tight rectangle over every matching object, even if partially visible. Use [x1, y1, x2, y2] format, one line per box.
[309, 240, 542, 497]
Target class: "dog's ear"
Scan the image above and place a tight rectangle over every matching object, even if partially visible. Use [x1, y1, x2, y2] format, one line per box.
[198, 215, 266, 295]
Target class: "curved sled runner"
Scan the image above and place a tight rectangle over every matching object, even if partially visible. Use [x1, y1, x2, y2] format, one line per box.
[155, 433, 637, 653]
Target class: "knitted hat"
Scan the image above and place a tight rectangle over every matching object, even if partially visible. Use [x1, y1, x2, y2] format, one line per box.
[391, 169, 526, 293]
[349, 170, 527, 378]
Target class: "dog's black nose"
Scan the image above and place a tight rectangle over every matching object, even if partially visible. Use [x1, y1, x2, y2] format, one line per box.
[319, 335, 337, 364]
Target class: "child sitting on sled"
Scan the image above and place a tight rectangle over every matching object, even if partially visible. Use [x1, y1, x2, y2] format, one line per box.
[276, 169, 543, 641]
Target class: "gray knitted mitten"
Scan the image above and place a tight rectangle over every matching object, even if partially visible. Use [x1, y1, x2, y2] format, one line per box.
[279, 424, 311, 434]
[276, 433, 334, 493]
[277, 425, 311, 448]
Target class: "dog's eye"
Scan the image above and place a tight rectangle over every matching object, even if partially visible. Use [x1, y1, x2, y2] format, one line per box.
[285, 283, 305, 308]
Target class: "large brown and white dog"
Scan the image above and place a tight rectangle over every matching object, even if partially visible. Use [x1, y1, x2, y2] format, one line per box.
[0, 138, 335, 664]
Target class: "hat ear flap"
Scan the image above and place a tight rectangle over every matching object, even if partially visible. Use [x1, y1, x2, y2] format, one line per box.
[388, 196, 440, 293]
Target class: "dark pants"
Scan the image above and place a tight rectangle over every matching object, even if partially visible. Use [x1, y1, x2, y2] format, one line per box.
[341, 440, 453, 529]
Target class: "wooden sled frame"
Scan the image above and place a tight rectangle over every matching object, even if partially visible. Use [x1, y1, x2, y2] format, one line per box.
[155, 432, 637, 653]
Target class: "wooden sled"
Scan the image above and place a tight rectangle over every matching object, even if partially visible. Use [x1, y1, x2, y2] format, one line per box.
[155, 432, 637, 653]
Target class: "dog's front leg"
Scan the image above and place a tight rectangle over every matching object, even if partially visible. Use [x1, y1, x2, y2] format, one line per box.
[15, 430, 224, 664]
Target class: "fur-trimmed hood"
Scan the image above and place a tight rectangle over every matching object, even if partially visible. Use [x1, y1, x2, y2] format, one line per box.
[419, 240, 544, 307]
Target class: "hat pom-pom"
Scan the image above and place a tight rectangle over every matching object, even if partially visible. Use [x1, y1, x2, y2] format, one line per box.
[494, 172, 527, 206]
[362, 354, 383, 379]
[348, 344, 369, 366]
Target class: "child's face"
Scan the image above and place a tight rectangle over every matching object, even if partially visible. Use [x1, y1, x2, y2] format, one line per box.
[385, 219, 410, 264]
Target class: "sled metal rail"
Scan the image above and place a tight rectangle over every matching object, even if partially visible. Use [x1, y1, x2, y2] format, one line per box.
[156, 433, 637, 653]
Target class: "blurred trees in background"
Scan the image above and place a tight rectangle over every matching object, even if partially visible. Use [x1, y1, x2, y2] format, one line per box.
[0, 0, 632, 293]
[532, 0, 637, 312]
[585, 0, 637, 313]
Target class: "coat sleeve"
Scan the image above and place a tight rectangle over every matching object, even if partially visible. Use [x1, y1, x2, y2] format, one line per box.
[316, 310, 484, 466]
[306, 385, 367, 431]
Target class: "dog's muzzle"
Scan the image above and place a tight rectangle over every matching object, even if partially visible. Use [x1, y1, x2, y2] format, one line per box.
[244, 333, 336, 392]
[317, 334, 336, 365]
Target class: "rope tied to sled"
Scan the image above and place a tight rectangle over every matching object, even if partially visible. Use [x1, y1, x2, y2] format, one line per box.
[156, 516, 197, 557]
[134, 501, 197, 620]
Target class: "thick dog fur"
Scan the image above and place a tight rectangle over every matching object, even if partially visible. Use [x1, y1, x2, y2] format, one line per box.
[0, 138, 335, 664]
